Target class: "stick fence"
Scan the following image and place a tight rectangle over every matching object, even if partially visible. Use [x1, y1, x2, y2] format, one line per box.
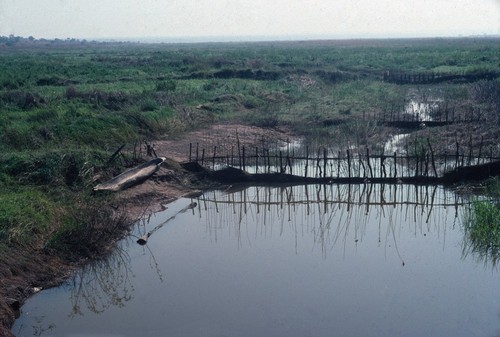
[189, 139, 499, 180]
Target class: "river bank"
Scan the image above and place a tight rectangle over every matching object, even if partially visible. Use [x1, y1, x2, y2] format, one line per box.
[0, 123, 298, 336]
[3, 119, 499, 336]
[3, 106, 500, 335]
[1, 38, 498, 336]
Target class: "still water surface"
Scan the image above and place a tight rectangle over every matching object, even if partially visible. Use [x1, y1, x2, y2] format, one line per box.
[13, 184, 500, 337]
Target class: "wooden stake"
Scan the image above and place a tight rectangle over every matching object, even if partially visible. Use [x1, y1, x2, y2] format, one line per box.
[305, 146, 309, 178]
[242, 146, 246, 171]
[212, 146, 217, 170]
[427, 138, 437, 177]
[366, 148, 373, 178]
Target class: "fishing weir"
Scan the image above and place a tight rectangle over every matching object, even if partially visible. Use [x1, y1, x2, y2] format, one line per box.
[185, 139, 500, 186]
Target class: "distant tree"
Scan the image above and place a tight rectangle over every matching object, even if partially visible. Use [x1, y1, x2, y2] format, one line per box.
[5, 35, 20, 46]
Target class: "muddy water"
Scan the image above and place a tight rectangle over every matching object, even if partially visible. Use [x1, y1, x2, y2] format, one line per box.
[384, 97, 441, 155]
[12, 184, 500, 337]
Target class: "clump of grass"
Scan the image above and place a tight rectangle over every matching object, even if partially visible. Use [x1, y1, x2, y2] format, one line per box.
[0, 91, 45, 110]
[0, 188, 56, 245]
[139, 98, 159, 112]
[466, 201, 500, 244]
[155, 80, 176, 92]
[44, 196, 130, 261]
[247, 110, 280, 128]
[485, 177, 500, 199]
[1, 151, 87, 186]
[463, 178, 500, 266]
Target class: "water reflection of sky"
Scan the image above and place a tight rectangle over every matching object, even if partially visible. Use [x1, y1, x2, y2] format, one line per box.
[13, 184, 500, 337]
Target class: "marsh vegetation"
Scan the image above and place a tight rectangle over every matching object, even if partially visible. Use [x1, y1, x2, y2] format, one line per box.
[1, 37, 499, 335]
[463, 178, 500, 265]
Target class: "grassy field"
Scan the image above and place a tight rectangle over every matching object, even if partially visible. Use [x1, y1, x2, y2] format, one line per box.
[0, 36, 499, 331]
[1, 36, 498, 249]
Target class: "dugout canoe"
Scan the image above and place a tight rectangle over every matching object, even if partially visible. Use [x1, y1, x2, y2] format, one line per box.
[93, 157, 165, 192]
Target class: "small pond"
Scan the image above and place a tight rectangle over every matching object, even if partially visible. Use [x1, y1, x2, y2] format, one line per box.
[12, 184, 500, 337]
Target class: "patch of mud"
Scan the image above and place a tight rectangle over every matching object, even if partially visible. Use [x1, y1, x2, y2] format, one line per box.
[152, 123, 299, 162]
[0, 252, 72, 337]
[116, 123, 299, 219]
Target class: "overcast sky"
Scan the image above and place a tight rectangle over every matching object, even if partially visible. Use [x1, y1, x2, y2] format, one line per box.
[0, 0, 498, 41]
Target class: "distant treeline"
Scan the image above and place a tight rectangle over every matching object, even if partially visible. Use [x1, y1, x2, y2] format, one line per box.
[384, 70, 499, 84]
[0, 35, 124, 46]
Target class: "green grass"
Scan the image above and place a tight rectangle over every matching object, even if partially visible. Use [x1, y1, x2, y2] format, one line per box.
[0, 36, 498, 264]
[463, 178, 500, 266]
[0, 187, 57, 245]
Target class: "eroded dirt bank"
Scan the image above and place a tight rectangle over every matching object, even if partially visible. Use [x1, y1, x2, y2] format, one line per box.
[1, 123, 297, 337]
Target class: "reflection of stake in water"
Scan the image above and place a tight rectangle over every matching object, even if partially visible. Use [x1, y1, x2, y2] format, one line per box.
[137, 202, 197, 245]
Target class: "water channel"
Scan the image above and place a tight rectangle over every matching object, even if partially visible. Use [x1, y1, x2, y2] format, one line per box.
[12, 184, 500, 337]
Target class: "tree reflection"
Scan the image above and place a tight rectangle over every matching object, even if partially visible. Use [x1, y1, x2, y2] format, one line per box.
[68, 244, 134, 317]
[194, 184, 465, 260]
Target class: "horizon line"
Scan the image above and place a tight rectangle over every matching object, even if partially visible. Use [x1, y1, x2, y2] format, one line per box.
[3, 33, 499, 44]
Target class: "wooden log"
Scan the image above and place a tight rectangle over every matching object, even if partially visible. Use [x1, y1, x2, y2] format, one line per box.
[137, 202, 197, 245]
[94, 157, 165, 192]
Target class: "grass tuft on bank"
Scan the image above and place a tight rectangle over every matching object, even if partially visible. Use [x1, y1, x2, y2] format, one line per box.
[463, 178, 500, 265]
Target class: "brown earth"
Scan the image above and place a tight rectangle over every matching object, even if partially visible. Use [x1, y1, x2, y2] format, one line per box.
[115, 123, 300, 219]
[1, 123, 298, 337]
